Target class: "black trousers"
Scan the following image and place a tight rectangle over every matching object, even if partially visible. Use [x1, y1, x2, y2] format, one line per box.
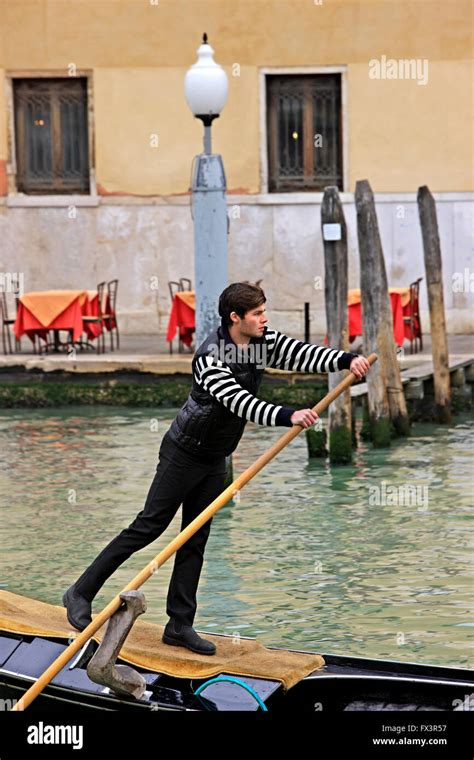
[73, 432, 227, 627]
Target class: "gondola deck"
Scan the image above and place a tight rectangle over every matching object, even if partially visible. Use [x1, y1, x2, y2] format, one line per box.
[0, 590, 324, 691]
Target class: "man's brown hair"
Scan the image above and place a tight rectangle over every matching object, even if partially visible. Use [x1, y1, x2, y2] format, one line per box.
[218, 281, 266, 326]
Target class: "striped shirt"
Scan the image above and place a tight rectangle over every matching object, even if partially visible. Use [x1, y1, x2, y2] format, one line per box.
[194, 328, 357, 428]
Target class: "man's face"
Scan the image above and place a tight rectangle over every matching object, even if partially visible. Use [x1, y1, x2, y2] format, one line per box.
[230, 305, 268, 337]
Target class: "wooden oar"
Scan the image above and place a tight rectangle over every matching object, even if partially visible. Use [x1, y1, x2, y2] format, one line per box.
[11, 352, 377, 710]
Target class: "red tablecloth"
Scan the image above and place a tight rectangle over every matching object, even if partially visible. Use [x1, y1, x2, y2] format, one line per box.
[166, 291, 195, 347]
[324, 287, 415, 348]
[349, 292, 406, 346]
[14, 290, 115, 345]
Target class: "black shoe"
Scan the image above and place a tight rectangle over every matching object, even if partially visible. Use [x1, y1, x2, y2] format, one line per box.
[62, 585, 92, 631]
[162, 621, 216, 655]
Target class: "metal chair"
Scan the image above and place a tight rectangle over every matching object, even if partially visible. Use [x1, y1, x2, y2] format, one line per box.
[82, 282, 107, 354]
[1, 288, 28, 354]
[179, 278, 192, 291]
[403, 277, 423, 354]
[1, 292, 14, 354]
[103, 279, 119, 351]
[168, 281, 181, 300]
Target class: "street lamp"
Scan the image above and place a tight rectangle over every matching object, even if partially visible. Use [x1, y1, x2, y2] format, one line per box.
[185, 34, 229, 347]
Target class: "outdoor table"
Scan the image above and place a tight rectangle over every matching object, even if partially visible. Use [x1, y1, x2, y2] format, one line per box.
[323, 287, 413, 348]
[13, 290, 114, 351]
[348, 287, 412, 347]
[166, 290, 195, 347]
[164, 287, 413, 349]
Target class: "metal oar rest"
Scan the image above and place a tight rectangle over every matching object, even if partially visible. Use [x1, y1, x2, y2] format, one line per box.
[86, 590, 147, 700]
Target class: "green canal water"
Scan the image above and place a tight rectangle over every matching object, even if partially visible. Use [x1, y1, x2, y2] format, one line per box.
[0, 407, 472, 669]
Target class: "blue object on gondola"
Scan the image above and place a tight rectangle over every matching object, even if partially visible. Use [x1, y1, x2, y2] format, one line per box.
[193, 675, 268, 711]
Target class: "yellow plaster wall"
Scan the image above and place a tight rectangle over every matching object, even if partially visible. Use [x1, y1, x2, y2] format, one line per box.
[93, 65, 260, 195]
[348, 59, 474, 192]
[0, 0, 471, 194]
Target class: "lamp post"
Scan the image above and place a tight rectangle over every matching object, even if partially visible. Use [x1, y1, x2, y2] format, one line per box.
[185, 33, 229, 347]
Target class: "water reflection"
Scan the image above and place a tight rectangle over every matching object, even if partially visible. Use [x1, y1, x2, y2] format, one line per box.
[0, 407, 472, 668]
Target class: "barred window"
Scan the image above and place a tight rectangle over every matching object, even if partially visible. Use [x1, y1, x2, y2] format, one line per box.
[13, 78, 90, 194]
[266, 74, 343, 193]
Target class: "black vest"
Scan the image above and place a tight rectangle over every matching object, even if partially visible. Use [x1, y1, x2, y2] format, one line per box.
[167, 320, 267, 458]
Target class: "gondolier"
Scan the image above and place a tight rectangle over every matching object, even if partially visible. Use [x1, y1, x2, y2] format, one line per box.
[63, 282, 370, 656]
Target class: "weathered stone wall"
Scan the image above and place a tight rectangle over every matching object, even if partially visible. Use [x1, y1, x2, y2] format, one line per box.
[1, 192, 472, 335]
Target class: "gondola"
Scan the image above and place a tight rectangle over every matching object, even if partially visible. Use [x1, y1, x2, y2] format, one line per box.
[0, 629, 472, 712]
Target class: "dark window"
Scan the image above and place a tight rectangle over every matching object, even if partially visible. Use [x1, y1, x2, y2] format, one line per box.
[14, 78, 90, 194]
[266, 74, 342, 193]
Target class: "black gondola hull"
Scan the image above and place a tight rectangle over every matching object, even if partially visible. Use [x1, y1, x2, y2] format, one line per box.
[0, 631, 472, 712]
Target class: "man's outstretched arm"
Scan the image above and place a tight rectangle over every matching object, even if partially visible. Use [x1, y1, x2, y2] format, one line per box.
[264, 329, 357, 373]
[264, 329, 370, 379]
[195, 355, 296, 427]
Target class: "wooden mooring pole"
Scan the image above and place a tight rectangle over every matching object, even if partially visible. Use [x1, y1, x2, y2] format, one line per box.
[417, 185, 452, 423]
[322, 186, 353, 463]
[355, 179, 410, 445]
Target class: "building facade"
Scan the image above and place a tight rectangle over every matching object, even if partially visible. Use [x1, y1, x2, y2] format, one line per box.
[0, 0, 472, 336]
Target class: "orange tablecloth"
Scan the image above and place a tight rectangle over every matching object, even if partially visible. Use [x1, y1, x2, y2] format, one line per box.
[13, 290, 116, 344]
[14, 290, 89, 343]
[166, 291, 196, 347]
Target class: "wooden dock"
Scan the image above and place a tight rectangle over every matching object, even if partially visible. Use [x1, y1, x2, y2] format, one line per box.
[351, 354, 474, 403]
